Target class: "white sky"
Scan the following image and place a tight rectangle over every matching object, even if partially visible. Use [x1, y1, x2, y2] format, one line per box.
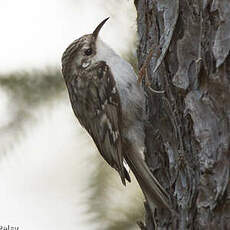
[0, 100, 143, 230]
[0, 1, 142, 229]
[0, 0, 136, 73]
[0, 102, 99, 230]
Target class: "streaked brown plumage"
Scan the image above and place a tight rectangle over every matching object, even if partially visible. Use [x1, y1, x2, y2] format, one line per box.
[61, 18, 171, 211]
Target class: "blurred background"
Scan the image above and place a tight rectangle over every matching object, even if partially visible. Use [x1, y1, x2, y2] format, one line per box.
[0, 0, 144, 229]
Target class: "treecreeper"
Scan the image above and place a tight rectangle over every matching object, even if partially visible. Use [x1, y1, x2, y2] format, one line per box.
[61, 17, 171, 213]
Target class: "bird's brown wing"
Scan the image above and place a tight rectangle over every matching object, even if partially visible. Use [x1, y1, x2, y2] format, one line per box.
[65, 61, 130, 185]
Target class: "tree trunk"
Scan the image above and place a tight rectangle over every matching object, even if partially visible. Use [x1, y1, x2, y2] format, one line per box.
[135, 0, 230, 229]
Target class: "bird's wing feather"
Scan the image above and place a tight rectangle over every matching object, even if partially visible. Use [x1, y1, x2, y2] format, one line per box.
[65, 61, 130, 185]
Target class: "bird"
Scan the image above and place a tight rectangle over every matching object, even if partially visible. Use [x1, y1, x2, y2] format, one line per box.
[61, 17, 170, 211]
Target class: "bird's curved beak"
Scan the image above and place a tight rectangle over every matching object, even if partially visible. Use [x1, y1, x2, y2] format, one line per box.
[92, 17, 109, 39]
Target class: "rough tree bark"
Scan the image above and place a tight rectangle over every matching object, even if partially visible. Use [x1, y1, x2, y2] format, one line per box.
[134, 0, 230, 229]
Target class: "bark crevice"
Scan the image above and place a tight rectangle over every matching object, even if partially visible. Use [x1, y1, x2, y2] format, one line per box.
[135, 0, 230, 229]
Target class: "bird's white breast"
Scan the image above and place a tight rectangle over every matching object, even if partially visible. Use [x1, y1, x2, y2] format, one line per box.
[93, 38, 144, 114]
[93, 38, 137, 86]
[93, 38, 146, 156]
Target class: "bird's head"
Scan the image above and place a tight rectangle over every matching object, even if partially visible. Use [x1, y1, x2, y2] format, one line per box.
[62, 17, 109, 78]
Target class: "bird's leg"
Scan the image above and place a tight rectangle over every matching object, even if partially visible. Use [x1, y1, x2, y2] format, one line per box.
[138, 45, 156, 84]
[138, 44, 164, 94]
[146, 71, 165, 94]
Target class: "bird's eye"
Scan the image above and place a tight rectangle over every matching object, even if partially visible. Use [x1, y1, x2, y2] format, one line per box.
[84, 48, 92, 56]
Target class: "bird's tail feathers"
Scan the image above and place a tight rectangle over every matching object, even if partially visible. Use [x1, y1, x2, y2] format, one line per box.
[125, 149, 171, 211]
